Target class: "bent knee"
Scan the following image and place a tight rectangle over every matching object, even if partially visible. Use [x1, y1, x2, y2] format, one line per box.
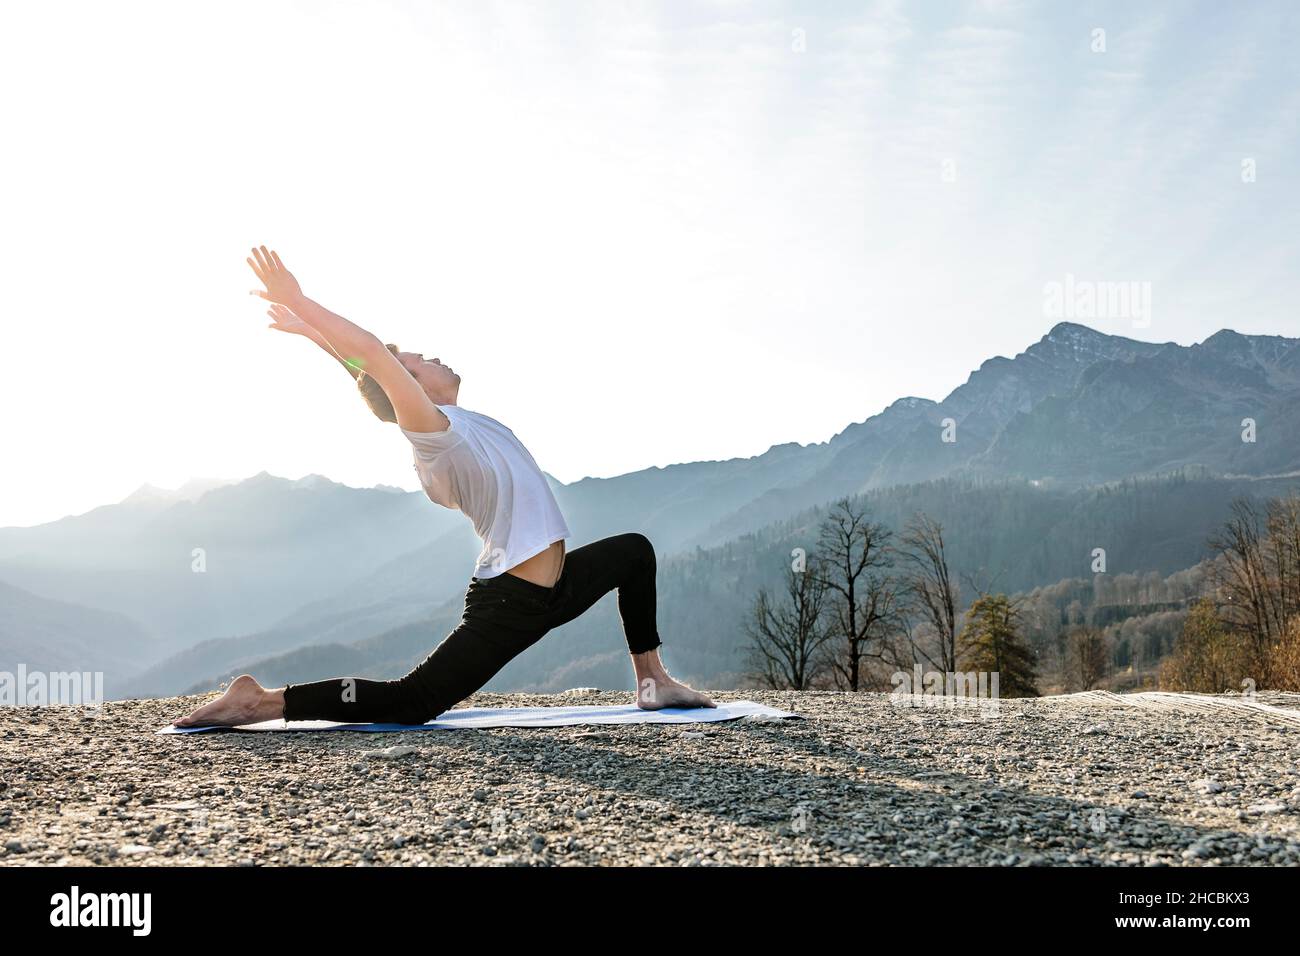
[623, 532, 656, 566]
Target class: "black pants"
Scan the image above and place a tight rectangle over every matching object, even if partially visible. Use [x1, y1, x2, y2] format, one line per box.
[282, 532, 663, 724]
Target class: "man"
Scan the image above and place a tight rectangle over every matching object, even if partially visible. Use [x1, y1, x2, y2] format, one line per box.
[175, 247, 713, 728]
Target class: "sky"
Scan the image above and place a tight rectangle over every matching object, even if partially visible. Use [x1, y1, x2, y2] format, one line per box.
[1, 0, 1297, 528]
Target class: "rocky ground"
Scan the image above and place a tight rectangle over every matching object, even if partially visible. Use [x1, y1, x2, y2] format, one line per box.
[2, 689, 1299, 866]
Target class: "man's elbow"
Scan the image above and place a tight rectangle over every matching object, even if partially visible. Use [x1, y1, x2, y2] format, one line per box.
[348, 336, 397, 373]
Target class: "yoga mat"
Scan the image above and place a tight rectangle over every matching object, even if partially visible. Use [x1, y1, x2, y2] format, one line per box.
[157, 700, 800, 734]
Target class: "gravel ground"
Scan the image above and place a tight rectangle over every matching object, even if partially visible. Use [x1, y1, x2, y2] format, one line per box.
[3, 689, 1299, 866]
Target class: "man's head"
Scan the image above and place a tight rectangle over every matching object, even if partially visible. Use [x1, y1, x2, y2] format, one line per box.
[356, 346, 462, 423]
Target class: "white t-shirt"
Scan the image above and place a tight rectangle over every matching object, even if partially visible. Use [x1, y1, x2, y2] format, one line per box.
[401, 405, 570, 578]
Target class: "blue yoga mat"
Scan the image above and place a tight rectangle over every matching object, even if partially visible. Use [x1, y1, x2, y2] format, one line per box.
[157, 700, 800, 734]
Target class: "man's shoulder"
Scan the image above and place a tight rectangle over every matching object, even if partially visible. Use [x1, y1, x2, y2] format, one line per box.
[448, 405, 510, 432]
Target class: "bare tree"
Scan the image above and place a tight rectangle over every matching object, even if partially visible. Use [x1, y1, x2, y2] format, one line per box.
[1207, 494, 1300, 686]
[745, 565, 834, 690]
[898, 512, 960, 673]
[1209, 498, 1280, 656]
[815, 498, 897, 691]
[1065, 626, 1110, 691]
[1206, 494, 1300, 665]
[1265, 494, 1300, 627]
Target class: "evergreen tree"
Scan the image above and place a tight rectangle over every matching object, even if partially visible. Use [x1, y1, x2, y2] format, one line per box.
[958, 594, 1039, 697]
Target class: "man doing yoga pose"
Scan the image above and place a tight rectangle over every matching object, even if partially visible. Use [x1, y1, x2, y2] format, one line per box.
[175, 247, 714, 727]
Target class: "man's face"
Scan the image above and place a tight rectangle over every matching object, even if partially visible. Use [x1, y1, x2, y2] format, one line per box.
[398, 351, 461, 394]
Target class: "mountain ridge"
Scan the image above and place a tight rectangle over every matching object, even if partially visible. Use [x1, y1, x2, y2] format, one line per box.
[8, 321, 1300, 697]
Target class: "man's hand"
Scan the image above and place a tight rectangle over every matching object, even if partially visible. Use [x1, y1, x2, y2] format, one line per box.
[245, 250, 446, 430]
[266, 303, 316, 338]
[247, 245, 303, 305]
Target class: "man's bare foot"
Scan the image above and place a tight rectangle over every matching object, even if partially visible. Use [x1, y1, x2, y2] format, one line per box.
[631, 649, 715, 710]
[173, 675, 284, 728]
[637, 675, 716, 711]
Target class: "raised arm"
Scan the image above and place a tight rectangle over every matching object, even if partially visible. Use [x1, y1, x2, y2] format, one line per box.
[267, 303, 362, 380]
[247, 246, 447, 432]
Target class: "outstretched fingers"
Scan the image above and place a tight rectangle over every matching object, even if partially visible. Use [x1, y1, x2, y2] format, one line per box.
[258, 245, 280, 275]
[246, 244, 297, 300]
[246, 247, 269, 298]
[248, 246, 280, 297]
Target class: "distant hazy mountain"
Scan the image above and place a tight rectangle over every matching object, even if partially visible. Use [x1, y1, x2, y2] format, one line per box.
[0, 473, 469, 659]
[9, 322, 1300, 697]
[0, 578, 155, 697]
[118, 523, 480, 697]
[121, 477, 238, 505]
[181, 470, 1300, 697]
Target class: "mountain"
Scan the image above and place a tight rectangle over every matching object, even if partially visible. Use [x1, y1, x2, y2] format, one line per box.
[121, 477, 238, 505]
[685, 324, 1178, 547]
[980, 328, 1300, 481]
[118, 522, 481, 697]
[0, 578, 156, 697]
[552, 440, 832, 553]
[10, 322, 1300, 697]
[0, 473, 470, 661]
[179, 470, 1300, 697]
